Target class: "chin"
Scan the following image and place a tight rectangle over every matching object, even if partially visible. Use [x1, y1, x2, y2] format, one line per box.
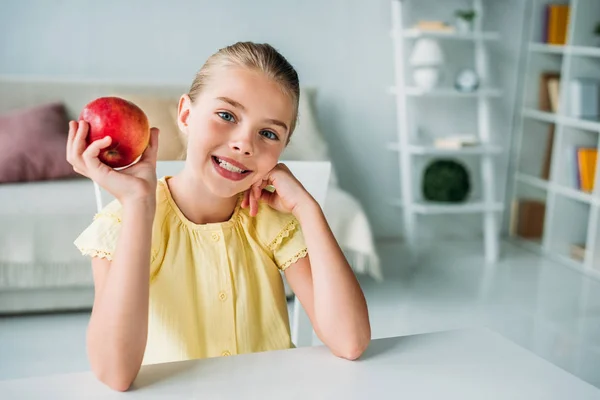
[205, 170, 253, 199]
[209, 184, 245, 199]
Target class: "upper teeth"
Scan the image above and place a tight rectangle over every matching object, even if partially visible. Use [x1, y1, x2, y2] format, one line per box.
[217, 158, 245, 173]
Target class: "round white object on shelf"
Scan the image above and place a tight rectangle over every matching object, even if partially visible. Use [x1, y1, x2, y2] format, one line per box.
[455, 68, 480, 92]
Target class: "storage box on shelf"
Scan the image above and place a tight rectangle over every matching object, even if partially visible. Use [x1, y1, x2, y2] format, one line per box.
[508, 0, 600, 280]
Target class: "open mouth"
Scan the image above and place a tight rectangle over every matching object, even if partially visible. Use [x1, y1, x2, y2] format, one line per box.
[212, 156, 250, 173]
[211, 156, 252, 181]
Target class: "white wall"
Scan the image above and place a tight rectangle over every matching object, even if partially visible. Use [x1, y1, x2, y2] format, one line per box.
[0, 0, 528, 240]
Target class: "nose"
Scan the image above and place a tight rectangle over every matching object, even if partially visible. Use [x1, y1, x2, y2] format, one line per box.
[229, 130, 254, 156]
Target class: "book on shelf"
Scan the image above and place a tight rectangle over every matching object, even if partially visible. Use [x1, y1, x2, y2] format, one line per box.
[433, 135, 479, 149]
[547, 78, 560, 113]
[413, 20, 455, 33]
[543, 4, 570, 45]
[509, 199, 545, 239]
[576, 147, 598, 193]
[569, 78, 600, 119]
[540, 124, 555, 180]
[539, 72, 560, 113]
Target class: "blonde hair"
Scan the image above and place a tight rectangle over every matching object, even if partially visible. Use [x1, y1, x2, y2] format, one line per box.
[188, 42, 300, 138]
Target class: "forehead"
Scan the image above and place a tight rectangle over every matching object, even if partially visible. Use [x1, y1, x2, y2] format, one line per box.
[201, 67, 294, 124]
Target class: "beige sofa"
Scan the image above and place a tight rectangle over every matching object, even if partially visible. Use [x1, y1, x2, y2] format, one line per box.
[0, 76, 382, 314]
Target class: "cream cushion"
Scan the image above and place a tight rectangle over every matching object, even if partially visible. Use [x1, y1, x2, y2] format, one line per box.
[112, 94, 186, 161]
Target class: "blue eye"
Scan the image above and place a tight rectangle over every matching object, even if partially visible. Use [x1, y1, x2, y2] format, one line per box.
[217, 112, 235, 122]
[260, 130, 279, 141]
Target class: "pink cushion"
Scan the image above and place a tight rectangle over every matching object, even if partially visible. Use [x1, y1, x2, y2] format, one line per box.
[0, 102, 77, 183]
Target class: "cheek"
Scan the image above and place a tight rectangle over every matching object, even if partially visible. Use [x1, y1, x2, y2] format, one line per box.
[255, 147, 283, 174]
[189, 118, 228, 153]
[206, 117, 228, 134]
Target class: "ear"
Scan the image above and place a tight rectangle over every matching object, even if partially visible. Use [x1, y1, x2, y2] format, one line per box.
[177, 94, 193, 135]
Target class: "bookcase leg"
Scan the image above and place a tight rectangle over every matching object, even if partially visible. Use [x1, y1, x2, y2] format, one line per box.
[484, 211, 499, 263]
[404, 208, 419, 266]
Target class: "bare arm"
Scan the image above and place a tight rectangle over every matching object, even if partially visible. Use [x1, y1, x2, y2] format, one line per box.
[66, 120, 160, 391]
[285, 200, 371, 360]
[87, 200, 155, 392]
[244, 163, 371, 360]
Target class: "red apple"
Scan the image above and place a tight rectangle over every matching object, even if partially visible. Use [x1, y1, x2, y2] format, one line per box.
[79, 97, 150, 169]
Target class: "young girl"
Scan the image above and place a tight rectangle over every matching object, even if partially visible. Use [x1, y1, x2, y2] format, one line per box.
[67, 41, 370, 392]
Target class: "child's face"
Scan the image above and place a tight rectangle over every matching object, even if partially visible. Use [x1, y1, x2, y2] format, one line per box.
[178, 67, 294, 198]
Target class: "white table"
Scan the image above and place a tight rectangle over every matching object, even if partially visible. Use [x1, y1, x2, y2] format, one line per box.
[1, 328, 599, 399]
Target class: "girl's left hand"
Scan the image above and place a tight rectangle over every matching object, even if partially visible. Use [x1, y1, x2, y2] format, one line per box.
[242, 163, 315, 217]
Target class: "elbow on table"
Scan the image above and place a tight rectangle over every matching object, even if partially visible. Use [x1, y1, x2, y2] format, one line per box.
[98, 372, 134, 392]
[333, 335, 371, 361]
[92, 365, 137, 392]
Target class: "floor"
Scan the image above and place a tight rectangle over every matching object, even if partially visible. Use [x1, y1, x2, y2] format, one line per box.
[1, 240, 599, 389]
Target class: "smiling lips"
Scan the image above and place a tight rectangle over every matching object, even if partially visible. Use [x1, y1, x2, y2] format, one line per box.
[211, 155, 252, 181]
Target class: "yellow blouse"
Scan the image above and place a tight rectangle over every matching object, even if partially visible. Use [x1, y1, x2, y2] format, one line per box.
[74, 176, 307, 365]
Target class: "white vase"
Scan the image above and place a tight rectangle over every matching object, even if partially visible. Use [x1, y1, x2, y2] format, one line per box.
[413, 67, 441, 91]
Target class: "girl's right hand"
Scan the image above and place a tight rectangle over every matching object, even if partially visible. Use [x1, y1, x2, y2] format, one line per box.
[66, 120, 160, 206]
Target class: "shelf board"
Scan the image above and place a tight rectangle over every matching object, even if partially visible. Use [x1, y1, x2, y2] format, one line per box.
[529, 42, 566, 54]
[522, 108, 558, 124]
[553, 183, 594, 204]
[387, 143, 502, 155]
[393, 86, 502, 97]
[523, 108, 600, 131]
[390, 198, 503, 214]
[570, 45, 600, 58]
[529, 43, 600, 59]
[560, 115, 600, 132]
[408, 144, 502, 155]
[400, 29, 500, 41]
[413, 200, 503, 215]
[515, 173, 550, 190]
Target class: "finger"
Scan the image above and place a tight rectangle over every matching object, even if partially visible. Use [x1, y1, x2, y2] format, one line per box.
[249, 187, 256, 216]
[82, 135, 112, 160]
[277, 162, 291, 173]
[66, 121, 77, 163]
[280, 163, 289, 171]
[253, 183, 264, 216]
[242, 189, 250, 209]
[260, 190, 274, 205]
[140, 127, 160, 164]
[258, 178, 269, 191]
[250, 185, 259, 217]
[81, 136, 113, 178]
[73, 120, 89, 157]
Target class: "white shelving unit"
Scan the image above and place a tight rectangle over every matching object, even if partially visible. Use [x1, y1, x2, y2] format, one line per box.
[508, 0, 600, 280]
[389, 0, 504, 263]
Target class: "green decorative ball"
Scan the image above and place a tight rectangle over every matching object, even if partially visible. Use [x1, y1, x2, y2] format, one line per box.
[422, 159, 471, 202]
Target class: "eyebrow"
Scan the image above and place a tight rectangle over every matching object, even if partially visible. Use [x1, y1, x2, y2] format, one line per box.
[216, 96, 289, 132]
[217, 96, 245, 111]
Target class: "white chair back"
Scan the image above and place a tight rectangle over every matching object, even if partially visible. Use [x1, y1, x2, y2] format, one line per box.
[93, 160, 331, 348]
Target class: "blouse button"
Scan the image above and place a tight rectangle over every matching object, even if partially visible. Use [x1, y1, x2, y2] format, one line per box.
[222, 350, 231, 357]
[211, 233, 220, 242]
[218, 292, 227, 301]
